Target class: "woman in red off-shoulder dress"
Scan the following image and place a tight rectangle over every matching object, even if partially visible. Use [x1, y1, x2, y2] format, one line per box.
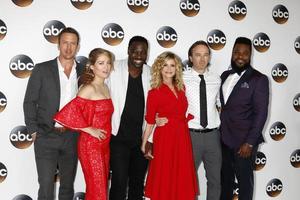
[54, 48, 114, 200]
[141, 52, 198, 200]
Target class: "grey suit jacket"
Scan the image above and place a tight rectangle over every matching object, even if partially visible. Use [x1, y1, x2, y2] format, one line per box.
[23, 58, 84, 135]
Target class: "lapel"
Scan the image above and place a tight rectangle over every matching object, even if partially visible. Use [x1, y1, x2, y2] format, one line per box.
[225, 67, 254, 106]
[49, 58, 61, 109]
[220, 71, 231, 106]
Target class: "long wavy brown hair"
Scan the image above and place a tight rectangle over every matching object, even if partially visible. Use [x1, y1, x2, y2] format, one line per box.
[150, 51, 184, 91]
[81, 48, 114, 85]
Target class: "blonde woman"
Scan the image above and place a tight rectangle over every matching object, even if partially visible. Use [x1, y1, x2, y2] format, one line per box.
[54, 48, 114, 200]
[141, 51, 198, 200]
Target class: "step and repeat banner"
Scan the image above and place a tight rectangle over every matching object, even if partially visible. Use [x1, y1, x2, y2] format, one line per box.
[0, 0, 299, 199]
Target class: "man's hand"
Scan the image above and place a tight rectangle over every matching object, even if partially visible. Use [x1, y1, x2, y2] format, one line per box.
[238, 143, 253, 158]
[155, 115, 168, 127]
[144, 141, 154, 160]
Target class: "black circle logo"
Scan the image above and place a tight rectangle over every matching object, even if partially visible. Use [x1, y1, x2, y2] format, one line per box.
[180, 0, 200, 17]
[12, 0, 33, 7]
[269, 122, 286, 141]
[127, 0, 149, 13]
[101, 23, 124, 46]
[206, 29, 226, 50]
[9, 54, 34, 78]
[76, 56, 88, 67]
[43, 20, 66, 44]
[73, 192, 85, 200]
[253, 32, 270, 52]
[266, 178, 283, 197]
[12, 195, 33, 200]
[290, 149, 300, 168]
[0, 162, 7, 183]
[255, 151, 267, 171]
[293, 93, 300, 112]
[228, 0, 247, 21]
[233, 181, 239, 200]
[0, 92, 7, 113]
[272, 4, 289, 24]
[156, 26, 178, 48]
[10, 125, 33, 149]
[271, 63, 288, 83]
[0, 19, 7, 41]
[182, 59, 191, 71]
[294, 36, 300, 54]
[70, 0, 93, 10]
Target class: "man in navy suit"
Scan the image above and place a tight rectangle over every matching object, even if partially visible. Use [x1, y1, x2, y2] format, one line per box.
[219, 37, 269, 200]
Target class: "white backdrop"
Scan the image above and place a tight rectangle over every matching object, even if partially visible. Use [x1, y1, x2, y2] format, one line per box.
[0, 0, 299, 199]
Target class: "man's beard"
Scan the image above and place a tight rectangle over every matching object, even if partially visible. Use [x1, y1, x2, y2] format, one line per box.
[231, 60, 251, 75]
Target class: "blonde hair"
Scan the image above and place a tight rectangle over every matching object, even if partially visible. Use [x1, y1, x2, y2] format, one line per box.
[150, 51, 184, 91]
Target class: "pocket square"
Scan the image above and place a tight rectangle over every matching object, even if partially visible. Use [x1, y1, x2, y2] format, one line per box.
[240, 82, 249, 88]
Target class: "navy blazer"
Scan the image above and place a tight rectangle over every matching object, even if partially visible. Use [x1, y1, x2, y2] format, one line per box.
[23, 58, 84, 135]
[220, 67, 269, 149]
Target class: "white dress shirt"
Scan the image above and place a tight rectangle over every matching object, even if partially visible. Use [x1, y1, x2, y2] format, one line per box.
[56, 58, 78, 127]
[222, 71, 245, 104]
[183, 68, 221, 129]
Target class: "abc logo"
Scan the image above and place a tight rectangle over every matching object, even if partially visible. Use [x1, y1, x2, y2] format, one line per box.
[180, 0, 200, 17]
[0, 91, 7, 113]
[9, 54, 34, 78]
[0, 162, 7, 183]
[294, 36, 300, 54]
[55, 167, 60, 182]
[232, 182, 239, 200]
[76, 56, 88, 67]
[207, 29, 226, 50]
[269, 122, 286, 141]
[228, 0, 247, 21]
[43, 20, 66, 44]
[71, 0, 93, 10]
[10, 125, 33, 149]
[0, 19, 7, 40]
[156, 26, 178, 48]
[101, 23, 124, 46]
[182, 59, 191, 72]
[12, 195, 33, 200]
[272, 4, 289, 24]
[73, 192, 85, 200]
[255, 151, 266, 171]
[293, 93, 300, 112]
[12, 0, 33, 7]
[127, 0, 149, 13]
[266, 178, 283, 197]
[290, 149, 300, 168]
[253, 32, 270, 52]
[271, 63, 288, 83]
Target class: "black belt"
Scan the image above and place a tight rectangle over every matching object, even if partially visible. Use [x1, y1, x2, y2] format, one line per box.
[189, 128, 217, 133]
[53, 127, 68, 133]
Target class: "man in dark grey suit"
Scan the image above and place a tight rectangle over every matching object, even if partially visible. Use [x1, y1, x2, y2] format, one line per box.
[23, 27, 84, 200]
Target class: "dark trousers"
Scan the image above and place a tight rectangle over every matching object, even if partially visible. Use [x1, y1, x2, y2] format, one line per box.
[34, 131, 78, 200]
[220, 143, 258, 200]
[109, 138, 148, 200]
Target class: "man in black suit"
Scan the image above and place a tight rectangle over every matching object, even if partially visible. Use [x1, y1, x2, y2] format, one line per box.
[23, 27, 84, 200]
[219, 37, 269, 200]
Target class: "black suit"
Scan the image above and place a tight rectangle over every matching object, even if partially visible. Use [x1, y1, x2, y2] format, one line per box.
[23, 58, 84, 200]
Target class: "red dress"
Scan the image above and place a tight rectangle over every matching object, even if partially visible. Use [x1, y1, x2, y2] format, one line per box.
[144, 84, 198, 200]
[54, 96, 114, 200]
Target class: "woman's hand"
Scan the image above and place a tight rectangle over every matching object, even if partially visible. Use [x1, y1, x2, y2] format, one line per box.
[86, 127, 107, 140]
